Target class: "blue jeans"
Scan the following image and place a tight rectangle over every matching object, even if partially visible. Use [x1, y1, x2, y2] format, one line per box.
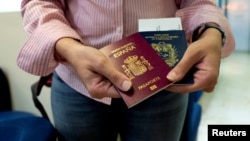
[51, 72, 188, 141]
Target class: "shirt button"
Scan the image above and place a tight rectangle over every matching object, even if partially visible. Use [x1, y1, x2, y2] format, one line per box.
[116, 27, 122, 33]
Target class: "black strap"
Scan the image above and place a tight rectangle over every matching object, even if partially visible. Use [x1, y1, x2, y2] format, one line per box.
[31, 73, 53, 120]
[31, 73, 63, 140]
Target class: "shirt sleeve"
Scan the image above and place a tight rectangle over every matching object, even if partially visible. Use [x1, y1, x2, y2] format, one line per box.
[175, 0, 235, 58]
[17, 0, 82, 76]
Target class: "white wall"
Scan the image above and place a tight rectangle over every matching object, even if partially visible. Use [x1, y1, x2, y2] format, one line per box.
[0, 0, 21, 13]
[0, 12, 53, 121]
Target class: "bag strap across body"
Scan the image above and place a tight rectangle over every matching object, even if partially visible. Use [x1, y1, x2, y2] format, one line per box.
[31, 73, 53, 120]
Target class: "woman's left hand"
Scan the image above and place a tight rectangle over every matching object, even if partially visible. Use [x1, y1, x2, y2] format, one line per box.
[165, 28, 223, 93]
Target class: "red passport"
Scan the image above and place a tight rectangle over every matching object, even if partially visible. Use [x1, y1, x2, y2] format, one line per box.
[100, 32, 173, 108]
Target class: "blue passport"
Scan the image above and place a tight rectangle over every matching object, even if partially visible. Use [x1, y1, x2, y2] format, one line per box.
[140, 30, 194, 85]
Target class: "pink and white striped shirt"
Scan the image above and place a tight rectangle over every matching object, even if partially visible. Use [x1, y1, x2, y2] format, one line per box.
[17, 0, 235, 104]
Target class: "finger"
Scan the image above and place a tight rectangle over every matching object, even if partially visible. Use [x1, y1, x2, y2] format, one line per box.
[166, 69, 217, 93]
[89, 77, 122, 98]
[202, 86, 215, 93]
[167, 44, 202, 82]
[165, 84, 196, 94]
[166, 84, 214, 94]
[80, 70, 122, 98]
[92, 55, 132, 92]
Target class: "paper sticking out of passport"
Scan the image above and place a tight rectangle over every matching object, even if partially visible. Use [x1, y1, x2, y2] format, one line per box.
[139, 17, 182, 31]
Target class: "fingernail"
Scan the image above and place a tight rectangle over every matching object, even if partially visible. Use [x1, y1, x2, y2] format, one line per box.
[167, 72, 177, 81]
[122, 80, 132, 91]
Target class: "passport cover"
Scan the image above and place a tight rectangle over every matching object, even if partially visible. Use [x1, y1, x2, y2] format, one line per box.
[139, 30, 194, 85]
[100, 32, 173, 108]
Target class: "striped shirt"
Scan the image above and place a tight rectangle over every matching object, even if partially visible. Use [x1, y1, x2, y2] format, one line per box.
[17, 0, 235, 104]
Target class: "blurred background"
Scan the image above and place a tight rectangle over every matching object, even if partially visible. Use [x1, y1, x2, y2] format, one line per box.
[0, 0, 249, 141]
[198, 0, 250, 140]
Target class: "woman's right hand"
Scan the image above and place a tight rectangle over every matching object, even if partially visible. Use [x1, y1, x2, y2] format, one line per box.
[55, 38, 132, 99]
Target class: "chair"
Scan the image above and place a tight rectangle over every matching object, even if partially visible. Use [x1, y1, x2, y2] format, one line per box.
[0, 68, 56, 141]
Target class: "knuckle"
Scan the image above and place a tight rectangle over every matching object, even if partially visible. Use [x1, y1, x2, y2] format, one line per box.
[203, 87, 214, 93]
[111, 73, 122, 83]
[95, 56, 109, 68]
[207, 71, 219, 85]
[89, 91, 103, 99]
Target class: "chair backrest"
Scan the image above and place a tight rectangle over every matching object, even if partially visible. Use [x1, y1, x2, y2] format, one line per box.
[0, 68, 12, 111]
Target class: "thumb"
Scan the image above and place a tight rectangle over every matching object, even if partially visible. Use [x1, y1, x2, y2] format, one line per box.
[97, 56, 132, 92]
[106, 68, 132, 92]
[167, 48, 199, 82]
[99, 50, 132, 92]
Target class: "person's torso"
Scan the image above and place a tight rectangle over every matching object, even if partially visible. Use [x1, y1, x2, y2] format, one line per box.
[64, 0, 178, 48]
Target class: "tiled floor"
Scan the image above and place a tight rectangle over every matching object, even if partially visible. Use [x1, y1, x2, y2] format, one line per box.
[197, 51, 250, 141]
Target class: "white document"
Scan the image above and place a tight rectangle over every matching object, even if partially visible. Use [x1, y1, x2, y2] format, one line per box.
[138, 17, 182, 32]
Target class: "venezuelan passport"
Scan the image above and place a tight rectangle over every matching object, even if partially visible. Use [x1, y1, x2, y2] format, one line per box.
[140, 30, 194, 85]
[100, 32, 173, 108]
